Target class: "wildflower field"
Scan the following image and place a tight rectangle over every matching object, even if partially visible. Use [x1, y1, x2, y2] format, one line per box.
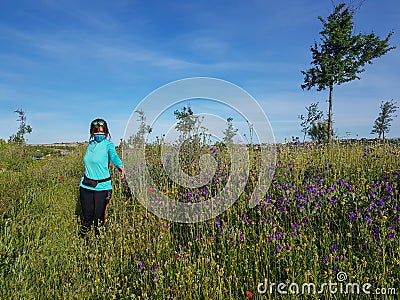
[0, 139, 399, 299]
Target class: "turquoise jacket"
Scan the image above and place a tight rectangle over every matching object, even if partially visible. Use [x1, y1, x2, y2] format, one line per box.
[80, 139, 124, 191]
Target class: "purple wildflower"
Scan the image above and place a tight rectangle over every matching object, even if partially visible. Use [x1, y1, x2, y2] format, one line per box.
[349, 214, 356, 220]
[151, 264, 160, 273]
[377, 199, 385, 206]
[136, 259, 145, 269]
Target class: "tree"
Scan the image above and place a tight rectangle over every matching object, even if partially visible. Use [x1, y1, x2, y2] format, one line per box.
[173, 106, 201, 142]
[128, 109, 152, 144]
[309, 119, 329, 142]
[301, 3, 395, 140]
[298, 102, 324, 142]
[371, 100, 398, 139]
[222, 117, 238, 144]
[8, 109, 32, 145]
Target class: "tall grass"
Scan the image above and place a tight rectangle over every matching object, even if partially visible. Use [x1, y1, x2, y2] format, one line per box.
[0, 140, 399, 299]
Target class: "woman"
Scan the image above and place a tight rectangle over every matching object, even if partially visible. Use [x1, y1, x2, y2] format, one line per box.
[79, 118, 125, 238]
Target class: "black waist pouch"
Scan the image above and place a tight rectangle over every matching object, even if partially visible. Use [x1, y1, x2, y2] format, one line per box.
[82, 175, 111, 187]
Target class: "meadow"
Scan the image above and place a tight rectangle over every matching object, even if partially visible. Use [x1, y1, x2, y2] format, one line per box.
[0, 139, 399, 299]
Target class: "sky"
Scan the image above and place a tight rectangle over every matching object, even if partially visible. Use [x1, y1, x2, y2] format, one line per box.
[0, 0, 399, 144]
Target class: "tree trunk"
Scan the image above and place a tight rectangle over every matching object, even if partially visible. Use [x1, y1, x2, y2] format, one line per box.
[328, 85, 333, 141]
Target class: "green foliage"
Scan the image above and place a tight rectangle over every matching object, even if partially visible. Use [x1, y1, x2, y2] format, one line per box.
[128, 109, 152, 144]
[299, 102, 325, 141]
[173, 106, 202, 142]
[371, 100, 398, 139]
[222, 117, 238, 144]
[309, 119, 329, 142]
[301, 3, 395, 91]
[301, 3, 395, 140]
[8, 109, 33, 145]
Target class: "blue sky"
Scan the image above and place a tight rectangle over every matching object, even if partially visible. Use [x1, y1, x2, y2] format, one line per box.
[0, 0, 399, 144]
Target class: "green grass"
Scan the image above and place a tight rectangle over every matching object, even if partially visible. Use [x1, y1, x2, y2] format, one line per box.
[0, 140, 399, 299]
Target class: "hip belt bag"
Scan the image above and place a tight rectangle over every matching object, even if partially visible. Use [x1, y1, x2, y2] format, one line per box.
[82, 175, 111, 187]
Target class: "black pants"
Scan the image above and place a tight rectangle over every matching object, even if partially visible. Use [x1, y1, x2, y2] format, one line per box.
[79, 187, 111, 237]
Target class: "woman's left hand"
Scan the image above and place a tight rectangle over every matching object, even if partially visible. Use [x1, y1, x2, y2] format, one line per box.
[119, 166, 125, 179]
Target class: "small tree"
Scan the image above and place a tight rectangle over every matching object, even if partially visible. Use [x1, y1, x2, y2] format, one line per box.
[8, 109, 32, 145]
[222, 117, 238, 144]
[299, 102, 325, 142]
[128, 109, 152, 144]
[371, 100, 398, 139]
[173, 106, 206, 177]
[301, 3, 395, 140]
[309, 120, 330, 142]
[174, 106, 201, 142]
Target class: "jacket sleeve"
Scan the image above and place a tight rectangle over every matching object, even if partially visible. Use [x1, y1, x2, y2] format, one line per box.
[108, 141, 124, 168]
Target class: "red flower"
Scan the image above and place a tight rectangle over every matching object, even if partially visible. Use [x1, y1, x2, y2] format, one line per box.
[148, 187, 154, 193]
[245, 291, 253, 298]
